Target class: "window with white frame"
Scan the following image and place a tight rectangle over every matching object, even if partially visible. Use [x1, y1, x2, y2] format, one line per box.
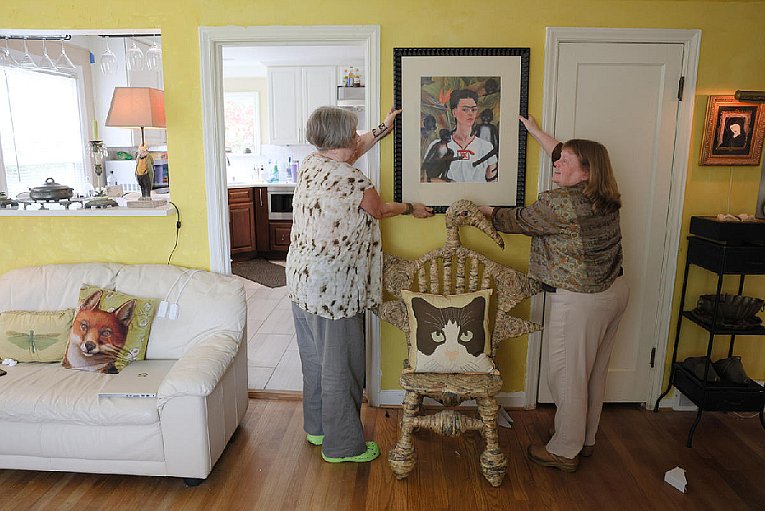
[224, 91, 261, 155]
[0, 66, 89, 198]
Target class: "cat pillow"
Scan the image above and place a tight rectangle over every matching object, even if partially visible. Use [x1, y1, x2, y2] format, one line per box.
[401, 289, 495, 373]
[62, 284, 158, 374]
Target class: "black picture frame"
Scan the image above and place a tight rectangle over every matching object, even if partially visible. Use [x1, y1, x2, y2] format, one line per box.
[394, 47, 530, 213]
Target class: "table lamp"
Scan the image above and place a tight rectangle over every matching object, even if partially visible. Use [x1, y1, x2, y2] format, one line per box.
[105, 87, 167, 208]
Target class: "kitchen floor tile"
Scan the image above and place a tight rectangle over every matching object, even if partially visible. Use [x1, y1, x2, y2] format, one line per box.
[248, 365, 275, 390]
[249, 332, 294, 367]
[265, 350, 303, 391]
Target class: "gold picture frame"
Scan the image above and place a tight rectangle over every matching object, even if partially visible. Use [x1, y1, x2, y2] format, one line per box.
[700, 95, 765, 166]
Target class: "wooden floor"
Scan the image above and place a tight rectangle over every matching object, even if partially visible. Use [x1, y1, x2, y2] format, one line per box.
[1, 400, 763, 511]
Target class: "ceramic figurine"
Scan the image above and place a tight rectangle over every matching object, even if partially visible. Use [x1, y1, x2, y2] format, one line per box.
[135, 143, 154, 199]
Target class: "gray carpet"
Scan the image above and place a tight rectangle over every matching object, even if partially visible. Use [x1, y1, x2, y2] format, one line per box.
[232, 258, 287, 288]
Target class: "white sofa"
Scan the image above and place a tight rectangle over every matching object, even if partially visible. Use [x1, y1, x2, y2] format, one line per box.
[0, 263, 248, 485]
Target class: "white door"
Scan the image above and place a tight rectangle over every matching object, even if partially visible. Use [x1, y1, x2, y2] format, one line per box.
[267, 67, 301, 145]
[539, 42, 684, 403]
[301, 66, 337, 142]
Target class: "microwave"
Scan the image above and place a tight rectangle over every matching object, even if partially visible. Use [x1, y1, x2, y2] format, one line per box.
[267, 187, 293, 221]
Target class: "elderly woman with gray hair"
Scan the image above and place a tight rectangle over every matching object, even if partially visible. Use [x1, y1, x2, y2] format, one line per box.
[287, 106, 432, 463]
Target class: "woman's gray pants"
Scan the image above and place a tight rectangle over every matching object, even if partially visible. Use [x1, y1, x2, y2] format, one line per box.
[291, 302, 366, 458]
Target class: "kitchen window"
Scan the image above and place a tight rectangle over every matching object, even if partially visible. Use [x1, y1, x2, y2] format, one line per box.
[0, 65, 89, 198]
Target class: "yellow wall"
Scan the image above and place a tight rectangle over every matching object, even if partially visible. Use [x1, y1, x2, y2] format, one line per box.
[2, 0, 764, 393]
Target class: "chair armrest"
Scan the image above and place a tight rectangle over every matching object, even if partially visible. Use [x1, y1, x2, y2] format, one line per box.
[157, 331, 242, 402]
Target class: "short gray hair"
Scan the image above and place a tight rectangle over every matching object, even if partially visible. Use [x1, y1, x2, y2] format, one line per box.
[305, 106, 358, 151]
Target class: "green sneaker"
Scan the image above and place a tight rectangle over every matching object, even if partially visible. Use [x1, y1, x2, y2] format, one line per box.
[322, 441, 380, 463]
[306, 434, 324, 445]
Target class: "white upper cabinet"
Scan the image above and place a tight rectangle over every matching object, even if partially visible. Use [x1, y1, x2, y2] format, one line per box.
[268, 66, 336, 145]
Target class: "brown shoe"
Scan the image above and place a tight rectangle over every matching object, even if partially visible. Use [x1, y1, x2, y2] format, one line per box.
[527, 444, 579, 472]
[547, 427, 594, 457]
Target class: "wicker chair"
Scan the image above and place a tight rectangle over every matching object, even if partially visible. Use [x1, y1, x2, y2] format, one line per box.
[378, 199, 542, 487]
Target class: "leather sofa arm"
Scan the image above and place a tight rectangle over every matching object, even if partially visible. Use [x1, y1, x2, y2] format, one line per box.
[156, 331, 242, 403]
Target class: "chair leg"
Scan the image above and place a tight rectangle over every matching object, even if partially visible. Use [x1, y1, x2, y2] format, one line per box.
[477, 397, 507, 487]
[388, 390, 422, 480]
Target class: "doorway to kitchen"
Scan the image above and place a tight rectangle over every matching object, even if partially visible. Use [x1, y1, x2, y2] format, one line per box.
[199, 26, 383, 401]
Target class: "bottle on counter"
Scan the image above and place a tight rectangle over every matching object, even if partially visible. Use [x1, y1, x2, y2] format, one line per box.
[354, 68, 361, 87]
[290, 159, 299, 183]
[259, 164, 268, 182]
[278, 159, 289, 183]
[347, 68, 354, 87]
[285, 157, 293, 182]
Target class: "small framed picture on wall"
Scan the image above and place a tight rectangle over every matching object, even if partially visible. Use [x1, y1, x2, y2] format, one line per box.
[700, 95, 765, 166]
[393, 47, 530, 213]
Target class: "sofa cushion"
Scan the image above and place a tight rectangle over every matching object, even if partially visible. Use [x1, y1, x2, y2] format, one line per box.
[0, 263, 122, 313]
[0, 309, 74, 362]
[0, 363, 160, 426]
[61, 285, 157, 374]
[114, 265, 246, 359]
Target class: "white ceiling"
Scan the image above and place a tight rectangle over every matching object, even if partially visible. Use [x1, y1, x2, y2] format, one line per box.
[222, 45, 364, 78]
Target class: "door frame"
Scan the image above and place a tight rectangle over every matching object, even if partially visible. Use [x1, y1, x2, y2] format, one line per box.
[199, 25, 384, 405]
[524, 27, 701, 409]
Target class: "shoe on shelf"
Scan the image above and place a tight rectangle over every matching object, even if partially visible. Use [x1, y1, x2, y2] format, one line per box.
[547, 427, 594, 457]
[714, 356, 751, 384]
[322, 441, 380, 463]
[527, 443, 579, 472]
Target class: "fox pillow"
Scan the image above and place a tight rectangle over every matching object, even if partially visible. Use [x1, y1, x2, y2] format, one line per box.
[62, 284, 158, 374]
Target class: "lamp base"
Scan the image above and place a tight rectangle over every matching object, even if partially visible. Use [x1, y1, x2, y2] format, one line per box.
[84, 197, 118, 209]
[127, 197, 168, 208]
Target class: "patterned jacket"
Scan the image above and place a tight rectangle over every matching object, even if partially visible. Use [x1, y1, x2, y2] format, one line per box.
[492, 183, 623, 293]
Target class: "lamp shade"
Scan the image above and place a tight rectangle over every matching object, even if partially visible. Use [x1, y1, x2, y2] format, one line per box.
[105, 87, 166, 129]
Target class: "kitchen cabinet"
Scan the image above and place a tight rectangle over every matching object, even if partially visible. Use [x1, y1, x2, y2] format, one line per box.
[653, 227, 765, 447]
[254, 187, 270, 253]
[269, 222, 292, 252]
[228, 188, 257, 257]
[267, 66, 336, 145]
[229, 186, 292, 259]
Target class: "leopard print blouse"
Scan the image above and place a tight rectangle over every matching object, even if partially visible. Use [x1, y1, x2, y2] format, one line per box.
[286, 153, 382, 320]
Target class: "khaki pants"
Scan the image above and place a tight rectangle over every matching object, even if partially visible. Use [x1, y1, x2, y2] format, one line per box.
[545, 277, 630, 459]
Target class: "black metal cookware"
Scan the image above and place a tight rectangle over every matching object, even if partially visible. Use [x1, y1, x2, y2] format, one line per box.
[29, 178, 74, 201]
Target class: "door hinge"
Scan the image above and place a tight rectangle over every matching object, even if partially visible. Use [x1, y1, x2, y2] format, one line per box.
[677, 76, 685, 101]
[650, 347, 657, 368]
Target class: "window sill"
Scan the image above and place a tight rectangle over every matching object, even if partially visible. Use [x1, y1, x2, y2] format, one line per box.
[0, 205, 175, 217]
[0, 196, 175, 217]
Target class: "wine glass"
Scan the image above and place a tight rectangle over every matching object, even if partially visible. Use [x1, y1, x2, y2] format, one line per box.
[37, 39, 57, 72]
[0, 37, 17, 67]
[55, 38, 76, 74]
[99, 36, 117, 75]
[126, 39, 144, 72]
[16, 37, 37, 69]
[145, 34, 162, 71]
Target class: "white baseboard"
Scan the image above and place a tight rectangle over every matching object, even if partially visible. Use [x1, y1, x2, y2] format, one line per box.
[377, 389, 526, 409]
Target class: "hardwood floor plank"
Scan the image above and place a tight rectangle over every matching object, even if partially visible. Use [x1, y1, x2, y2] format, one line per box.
[1, 402, 763, 511]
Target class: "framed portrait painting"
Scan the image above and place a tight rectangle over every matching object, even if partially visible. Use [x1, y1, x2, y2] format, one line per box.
[394, 48, 530, 213]
[700, 95, 765, 166]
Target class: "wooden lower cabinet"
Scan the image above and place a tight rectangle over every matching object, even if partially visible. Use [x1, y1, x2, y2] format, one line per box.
[229, 187, 293, 258]
[228, 188, 256, 257]
[269, 221, 292, 252]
